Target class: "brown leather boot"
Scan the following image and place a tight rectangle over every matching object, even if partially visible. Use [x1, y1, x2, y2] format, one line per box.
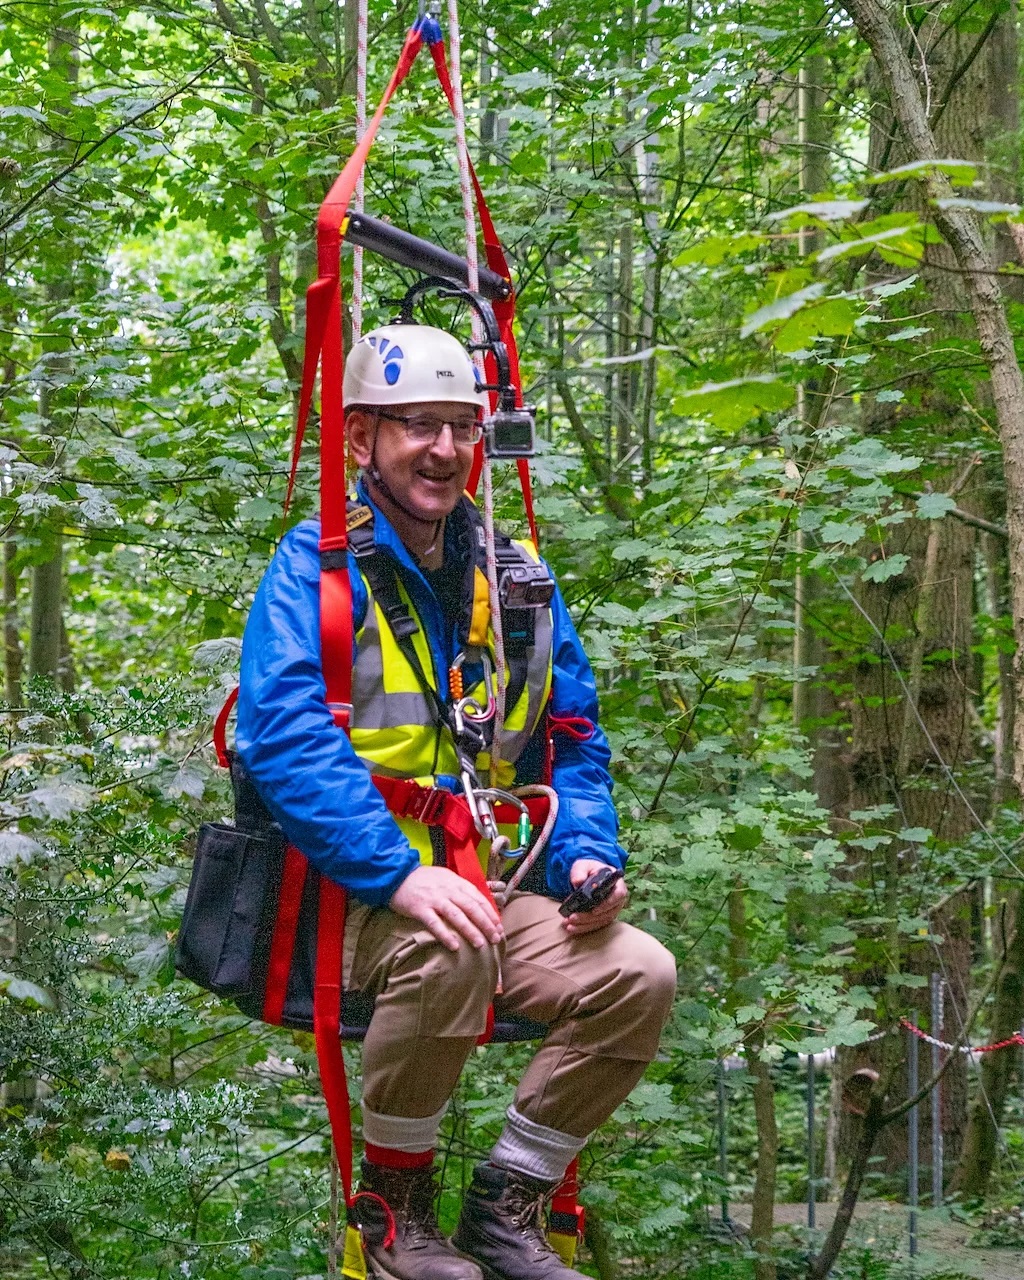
[451, 1162, 587, 1279]
[356, 1158, 483, 1280]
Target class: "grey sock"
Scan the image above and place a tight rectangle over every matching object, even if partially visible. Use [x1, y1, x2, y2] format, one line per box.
[488, 1105, 586, 1184]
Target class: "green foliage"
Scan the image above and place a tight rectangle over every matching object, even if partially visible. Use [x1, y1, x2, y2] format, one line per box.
[2, 1, 1023, 1277]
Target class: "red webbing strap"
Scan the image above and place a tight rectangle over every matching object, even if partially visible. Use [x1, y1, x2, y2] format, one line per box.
[309, 23, 427, 1215]
[550, 1156, 585, 1239]
[283, 22, 426, 522]
[314, 875, 352, 1201]
[263, 843, 309, 1025]
[283, 274, 338, 519]
[213, 685, 239, 769]
[425, 39, 539, 547]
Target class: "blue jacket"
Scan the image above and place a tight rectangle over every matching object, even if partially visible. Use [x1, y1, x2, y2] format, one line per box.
[236, 488, 626, 908]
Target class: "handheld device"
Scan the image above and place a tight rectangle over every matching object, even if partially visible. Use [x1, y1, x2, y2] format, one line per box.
[558, 866, 624, 917]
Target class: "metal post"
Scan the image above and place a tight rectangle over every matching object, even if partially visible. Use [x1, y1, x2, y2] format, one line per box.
[908, 1016, 919, 1260]
[717, 1059, 729, 1224]
[807, 1052, 816, 1229]
[930, 973, 944, 1208]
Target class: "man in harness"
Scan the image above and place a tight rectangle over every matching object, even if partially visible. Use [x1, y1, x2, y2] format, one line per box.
[236, 322, 676, 1280]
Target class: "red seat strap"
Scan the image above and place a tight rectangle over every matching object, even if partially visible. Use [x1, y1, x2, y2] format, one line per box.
[314, 876, 352, 1200]
[263, 843, 310, 1026]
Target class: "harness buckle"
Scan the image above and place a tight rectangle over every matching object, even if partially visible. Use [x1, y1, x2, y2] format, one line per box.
[327, 701, 353, 729]
[398, 784, 449, 827]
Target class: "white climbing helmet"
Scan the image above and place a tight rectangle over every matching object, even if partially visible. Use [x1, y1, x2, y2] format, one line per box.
[344, 323, 486, 410]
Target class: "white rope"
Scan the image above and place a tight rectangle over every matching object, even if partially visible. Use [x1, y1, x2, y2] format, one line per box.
[351, 0, 368, 342]
[445, 0, 508, 787]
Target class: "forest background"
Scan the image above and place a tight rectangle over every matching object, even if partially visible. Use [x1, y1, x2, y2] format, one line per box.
[5, 1, 1024, 1277]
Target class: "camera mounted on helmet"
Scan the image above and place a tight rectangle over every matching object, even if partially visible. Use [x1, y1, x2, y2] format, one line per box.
[393, 277, 537, 460]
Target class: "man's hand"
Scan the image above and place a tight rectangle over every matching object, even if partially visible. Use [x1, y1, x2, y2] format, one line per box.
[563, 858, 628, 935]
[389, 865, 504, 953]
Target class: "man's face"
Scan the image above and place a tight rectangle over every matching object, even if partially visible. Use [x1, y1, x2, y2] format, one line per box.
[349, 401, 479, 523]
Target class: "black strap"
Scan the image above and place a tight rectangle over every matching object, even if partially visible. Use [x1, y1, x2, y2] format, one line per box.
[358, 551, 452, 734]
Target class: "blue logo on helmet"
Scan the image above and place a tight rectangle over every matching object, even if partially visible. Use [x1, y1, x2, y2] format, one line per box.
[367, 335, 404, 386]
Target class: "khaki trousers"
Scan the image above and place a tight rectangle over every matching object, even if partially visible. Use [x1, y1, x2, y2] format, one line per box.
[348, 891, 677, 1138]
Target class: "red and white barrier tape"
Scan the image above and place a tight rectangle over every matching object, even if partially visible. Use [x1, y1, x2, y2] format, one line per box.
[901, 1017, 1024, 1056]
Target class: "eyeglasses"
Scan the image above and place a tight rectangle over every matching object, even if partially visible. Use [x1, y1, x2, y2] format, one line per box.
[377, 411, 483, 446]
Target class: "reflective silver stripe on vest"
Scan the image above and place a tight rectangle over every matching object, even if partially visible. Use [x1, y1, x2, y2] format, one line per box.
[497, 605, 553, 764]
[351, 596, 435, 731]
[352, 570, 553, 768]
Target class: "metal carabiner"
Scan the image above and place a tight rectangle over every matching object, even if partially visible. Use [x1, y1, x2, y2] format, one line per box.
[461, 767, 499, 841]
[451, 650, 495, 726]
[474, 788, 533, 873]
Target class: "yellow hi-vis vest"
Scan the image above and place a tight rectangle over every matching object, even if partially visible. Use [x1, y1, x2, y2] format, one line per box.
[348, 526, 553, 869]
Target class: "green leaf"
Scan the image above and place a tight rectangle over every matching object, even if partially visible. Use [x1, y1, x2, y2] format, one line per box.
[0, 831, 43, 866]
[862, 553, 910, 583]
[766, 199, 869, 222]
[898, 827, 932, 843]
[817, 225, 918, 263]
[673, 375, 794, 429]
[740, 283, 825, 337]
[871, 275, 919, 298]
[822, 925, 858, 945]
[772, 295, 860, 352]
[0, 972, 54, 1008]
[935, 197, 1021, 216]
[867, 158, 978, 186]
[916, 492, 955, 519]
[726, 823, 763, 851]
[833, 438, 922, 477]
[820, 519, 865, 545]
[675, 231, 767, 266]
[876, 389, 905, 403]
[886, 325, 930, 342]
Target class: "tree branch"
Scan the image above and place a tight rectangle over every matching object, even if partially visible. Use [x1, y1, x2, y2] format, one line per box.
[930, 5, 1002, 133]
[0, 58, 222, 236]
[553, 374, 631, 522]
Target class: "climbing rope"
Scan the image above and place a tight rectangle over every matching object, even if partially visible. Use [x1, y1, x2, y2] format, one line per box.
[444, 0, 508, 791]
[351, 0, 369, 341]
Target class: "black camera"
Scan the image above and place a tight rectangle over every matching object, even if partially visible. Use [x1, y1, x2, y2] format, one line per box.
[499, 562, 555, 610]
[484, 407, 536, 459]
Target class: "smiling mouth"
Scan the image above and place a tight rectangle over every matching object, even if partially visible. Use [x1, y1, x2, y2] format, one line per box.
[417, 470, 456, 483]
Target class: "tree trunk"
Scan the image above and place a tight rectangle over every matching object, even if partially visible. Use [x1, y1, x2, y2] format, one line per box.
[748, 1046, 778, 1280]
[4, 538, 22, 706]
[728, 883, 777, 1280]
[833, 0, 1019, 1179]
[954, 889, 1024, 1195]
[29, 17, 79, 686]
[29, 532, 62, 682]
[582, 1208, 619, 1280]
[792, 7, 847, 812]
[635, 0, 661, 482]
[839, 3, 1024, 804]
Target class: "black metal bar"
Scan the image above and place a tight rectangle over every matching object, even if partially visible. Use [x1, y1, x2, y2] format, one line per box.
[717, 1059, 729, 1224]
[344, 211, 511, 302]
[931, 973, 944, 1207]
[908, 1017, 919, 1259]
[807, 1054, 816, 1230]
